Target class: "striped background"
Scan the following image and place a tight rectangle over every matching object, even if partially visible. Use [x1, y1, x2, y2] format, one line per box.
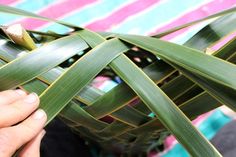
[0, 0, 236, 42]
[0, 0, 235, 156]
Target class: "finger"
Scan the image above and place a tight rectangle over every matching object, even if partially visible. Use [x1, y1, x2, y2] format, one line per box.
[0, 89, 27, 106]
[0, 93, 39, 127]
[0, 109, 47, 157]
[19, 130, 46, 157]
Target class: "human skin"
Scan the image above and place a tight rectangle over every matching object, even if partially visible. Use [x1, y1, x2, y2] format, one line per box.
[0, 90, 47, 157]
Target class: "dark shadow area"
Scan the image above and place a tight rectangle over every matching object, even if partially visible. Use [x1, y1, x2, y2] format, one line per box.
[41, 117, 92, 157]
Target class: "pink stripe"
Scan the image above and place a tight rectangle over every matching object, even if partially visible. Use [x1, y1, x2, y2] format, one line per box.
[150, 0, 236, 40]
[85, 0, 160, 31]
[211, 32, 236, 51]
[0, 0, 17, 5]
[14, 0, 96, 30]
[92, 76, 110, 88]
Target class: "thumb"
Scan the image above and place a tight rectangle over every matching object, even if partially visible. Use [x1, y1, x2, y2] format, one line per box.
[19, 130, 46, 157]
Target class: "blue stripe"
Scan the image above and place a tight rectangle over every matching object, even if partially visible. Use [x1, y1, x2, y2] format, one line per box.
[40, 0, 134, 33]
[110, 0, 210, 35]
[161, 110, 232, 157]
[0, 0, 56, 24]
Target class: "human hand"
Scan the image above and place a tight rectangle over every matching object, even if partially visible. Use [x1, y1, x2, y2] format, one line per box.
[0, 90, 47, 157]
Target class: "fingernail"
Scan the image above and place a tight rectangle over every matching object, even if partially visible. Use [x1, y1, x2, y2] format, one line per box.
[24, 93, 38, 103]
[15, 89, 26, 96]
[32, 109, 46, 120]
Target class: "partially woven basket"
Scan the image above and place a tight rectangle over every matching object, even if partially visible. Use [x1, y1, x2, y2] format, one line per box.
[1, 6, 236, 157]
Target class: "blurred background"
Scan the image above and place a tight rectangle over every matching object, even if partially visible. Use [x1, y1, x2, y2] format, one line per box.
[0, 0, 236, 156]
[1, 0, 236, 42]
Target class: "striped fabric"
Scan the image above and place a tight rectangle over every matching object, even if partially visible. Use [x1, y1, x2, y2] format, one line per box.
[0, 0, 235, 156]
